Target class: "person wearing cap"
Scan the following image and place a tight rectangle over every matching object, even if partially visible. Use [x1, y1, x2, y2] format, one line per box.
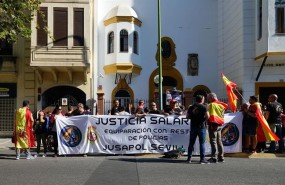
[135, 100, 147, 117]
[164, 99, 182, 116]
[14, 100, 36, 160]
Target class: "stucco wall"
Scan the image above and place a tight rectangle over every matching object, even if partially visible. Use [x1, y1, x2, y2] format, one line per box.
[97, 0, 218, 101]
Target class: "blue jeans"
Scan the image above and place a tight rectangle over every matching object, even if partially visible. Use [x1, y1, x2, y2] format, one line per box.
[269, 124, 284, 152]
[187, 128, 206, 161]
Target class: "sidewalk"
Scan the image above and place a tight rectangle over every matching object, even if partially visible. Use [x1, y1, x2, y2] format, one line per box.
[1, 138, 284, 158]
[0, 138, 13, 149]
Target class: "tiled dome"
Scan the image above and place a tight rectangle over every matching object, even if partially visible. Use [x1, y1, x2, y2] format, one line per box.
[105, 4, 138, 20]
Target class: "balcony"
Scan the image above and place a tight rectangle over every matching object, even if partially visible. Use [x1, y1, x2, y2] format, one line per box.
[30, 47, 90, 83]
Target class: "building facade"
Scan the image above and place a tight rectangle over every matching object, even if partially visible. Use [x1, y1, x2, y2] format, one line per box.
[1, 0, 285, 136]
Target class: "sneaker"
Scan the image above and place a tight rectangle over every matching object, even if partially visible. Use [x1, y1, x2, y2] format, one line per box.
[250, 149, 257, 154]
[207, 158, 217, 163]
[16, 155, 20, 160]
[218, 159, 225, 163]
[275, 149, 284, 154]
[265, 150, 275, 153]
[200, 160, 209, 164]
[186, 158, 191, 163]
[42, 154, 47, 158]
[26, 155, 31, 160]
[83, 154, 87, 157]
[34, 154, 38, 158]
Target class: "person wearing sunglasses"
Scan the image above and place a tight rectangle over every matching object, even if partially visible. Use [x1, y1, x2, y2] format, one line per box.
[148, 102, 161, 115]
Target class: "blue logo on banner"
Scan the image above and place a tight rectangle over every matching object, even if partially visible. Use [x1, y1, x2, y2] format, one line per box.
[60, 125, 82, 147]
[221, 122, 239, 146]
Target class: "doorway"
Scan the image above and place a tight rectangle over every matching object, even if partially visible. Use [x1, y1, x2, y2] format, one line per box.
[256, 82, 285, 108]
[41, 86, 86, 111]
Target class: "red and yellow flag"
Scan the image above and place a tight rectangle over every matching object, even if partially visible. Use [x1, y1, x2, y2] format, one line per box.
[254, 103, 279, 141]
[208, 100, 228, 125]
[221, 73, 238, 112]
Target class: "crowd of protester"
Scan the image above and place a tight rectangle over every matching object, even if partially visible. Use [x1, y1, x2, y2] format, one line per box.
[14, 93, 285, 160]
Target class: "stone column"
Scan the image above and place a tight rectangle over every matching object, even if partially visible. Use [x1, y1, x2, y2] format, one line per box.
[183, 88, 193, 109]
[153, 89, 159, 109]
[96, 87, 105, 115]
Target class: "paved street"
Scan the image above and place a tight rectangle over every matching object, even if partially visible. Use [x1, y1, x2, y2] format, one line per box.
[1, 138, 285, 185]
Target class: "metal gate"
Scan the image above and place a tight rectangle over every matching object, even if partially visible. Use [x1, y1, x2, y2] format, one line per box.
[104, 98, 149, 115]
[0, 98, 16, 137]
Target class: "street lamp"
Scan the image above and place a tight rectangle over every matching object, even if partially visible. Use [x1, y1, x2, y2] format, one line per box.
[157, 0, 163, 110]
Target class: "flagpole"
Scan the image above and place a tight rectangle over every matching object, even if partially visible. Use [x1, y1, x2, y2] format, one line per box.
[158, 0, 163, 110]
[234, 88, 247, 102]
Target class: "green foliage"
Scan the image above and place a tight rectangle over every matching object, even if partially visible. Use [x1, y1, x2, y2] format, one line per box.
[0, 0, 41, 43]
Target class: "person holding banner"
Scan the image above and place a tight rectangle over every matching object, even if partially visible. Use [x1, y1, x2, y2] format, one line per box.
[50, 105, 64, 157]
[72, 103, 89, 116]
[186, 95, 209, 164]
[118, 106, 130, 115]
[164, 99, 182, 116]
[244, 96, 259, 153]
[207, 93, 228, 163]
[111, 99, 120, 115]
[148, 102, 162, 115]
[135, 100, 147, 117]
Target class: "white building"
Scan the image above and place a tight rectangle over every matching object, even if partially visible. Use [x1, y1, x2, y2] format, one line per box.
[97, 0, 218, 112]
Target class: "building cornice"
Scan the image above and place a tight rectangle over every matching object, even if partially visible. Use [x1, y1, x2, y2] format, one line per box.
[103, 63, 142, 75]
[104, 16, 142, 27]
[255, 52, 285, 61]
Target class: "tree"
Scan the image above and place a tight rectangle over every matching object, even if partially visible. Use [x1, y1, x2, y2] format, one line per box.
[0, 0, 41, 43]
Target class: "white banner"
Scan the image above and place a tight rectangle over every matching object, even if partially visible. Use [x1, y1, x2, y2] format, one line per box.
[56, 113, 243, 155]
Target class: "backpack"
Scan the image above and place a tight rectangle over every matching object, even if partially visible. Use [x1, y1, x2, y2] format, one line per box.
[162, 147, 186, 159]
[35, 121, 44, 134]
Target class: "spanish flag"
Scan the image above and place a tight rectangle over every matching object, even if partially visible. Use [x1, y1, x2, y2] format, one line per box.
[221, 73, 238, 112]
[254, 102, 279, 141]
[14, 107, 36, 148]
[208, 100, 228, 125]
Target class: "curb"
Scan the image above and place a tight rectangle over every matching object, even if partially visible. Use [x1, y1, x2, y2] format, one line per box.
[1, 138, 284, 158]
[225, 152, 285, 158]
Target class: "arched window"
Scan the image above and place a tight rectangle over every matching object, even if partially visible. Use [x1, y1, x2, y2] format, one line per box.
[108, 31, 114, 54]
[120, 29, 128, 52]
[133, 31, 138, 54]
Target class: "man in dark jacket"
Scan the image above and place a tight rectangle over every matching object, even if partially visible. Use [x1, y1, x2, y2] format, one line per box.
[186, 95, 209, 164]
[265, 94, 284, 153]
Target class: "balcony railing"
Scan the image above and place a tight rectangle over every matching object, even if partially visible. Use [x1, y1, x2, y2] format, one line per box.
[30, 47, 90, 68]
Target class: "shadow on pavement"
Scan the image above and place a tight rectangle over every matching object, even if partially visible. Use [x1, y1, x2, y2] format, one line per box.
[0, 154, 17, 160]
[108, 157, 188, 164]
